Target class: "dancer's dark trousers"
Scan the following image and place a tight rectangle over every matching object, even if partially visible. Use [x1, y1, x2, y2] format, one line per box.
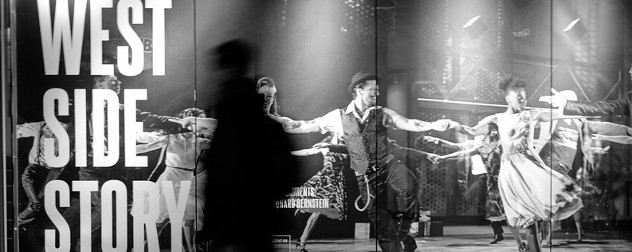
[357, 159, 418, 252]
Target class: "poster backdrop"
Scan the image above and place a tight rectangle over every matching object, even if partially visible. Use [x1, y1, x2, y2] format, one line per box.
[12, 0, 632, 252]
[15, 0, 371, 251]
[15, 0, 202, 251]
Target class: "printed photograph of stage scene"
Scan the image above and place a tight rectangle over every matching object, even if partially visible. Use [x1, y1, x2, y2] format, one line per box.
[5, 0, 632, 251]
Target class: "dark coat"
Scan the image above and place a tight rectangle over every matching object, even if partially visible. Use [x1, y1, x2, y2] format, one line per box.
[564, 90, 632, 126]
[199, 77, 297, 247]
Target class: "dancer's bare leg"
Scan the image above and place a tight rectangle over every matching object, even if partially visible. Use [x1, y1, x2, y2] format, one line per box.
[510, 226, 523, 248]
[144, 219, 170, 251]
[183, 220, 195, 252]
[299, 212, 321, 243]
[573, 210, 583, 241]
[540, 220, 552, 246]
[526, 224, 541, 252]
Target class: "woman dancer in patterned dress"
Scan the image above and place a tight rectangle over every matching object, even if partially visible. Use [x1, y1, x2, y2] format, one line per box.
[291, 137, 349, 252]
[454, 78, 583, 252]
[256, 76, 350, 252]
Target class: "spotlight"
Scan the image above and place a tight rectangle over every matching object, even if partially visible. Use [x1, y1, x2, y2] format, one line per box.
[563, 18, 587, 40]
[463, 15, 488, 39]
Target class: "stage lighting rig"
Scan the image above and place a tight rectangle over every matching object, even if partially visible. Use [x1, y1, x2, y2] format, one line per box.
[463, 15, 488, 39]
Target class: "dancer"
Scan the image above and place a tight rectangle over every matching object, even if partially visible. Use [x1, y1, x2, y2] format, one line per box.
[16, 120, 70, 225]
[275, 71, 455, 252]
[257, 77, 281, 117]
[135, 108, 213, 252]
[291, 139, 438, 252]
[538, 90, 623, 245]
[256, 76, 349, 252]
[433, 123, 507, 244]
[290, 136, 348, 252]
[290, 139, 438, 252]
[256, 76, 302, 130]
[539, 66, 632, 126]
[455, 77, 583, 252]
[536, 90, 594, 245]
[183, 156, 210, 252]
[60, 75, 185, 252]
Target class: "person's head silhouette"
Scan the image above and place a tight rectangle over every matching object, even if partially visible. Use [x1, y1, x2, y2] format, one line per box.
[214, 39, 256, 76]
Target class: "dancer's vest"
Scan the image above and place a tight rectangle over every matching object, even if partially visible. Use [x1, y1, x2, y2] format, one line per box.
[342, 107, 389, 175]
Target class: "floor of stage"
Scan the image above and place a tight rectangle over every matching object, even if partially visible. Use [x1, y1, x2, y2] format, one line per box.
[298, 226, 632, 251]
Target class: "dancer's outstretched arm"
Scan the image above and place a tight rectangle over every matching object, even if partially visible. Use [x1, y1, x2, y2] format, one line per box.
[281, 109, 342, 134]
[270, 115, 321, 133]
[457, 115, 497, 136]
[291, 147, 327, 156]
[421, 136, 467, 150]
[588, 121, 632, 136]
[436, 144, 482, 163]
[595, 134, 632, 145]
[531, 109, 564, 122]
[540, 88, 632, 117]
[384, 108, 454, 132]
[17, 122, 45, 138]
[389, 140, 439, 163]
[172, 117, 218, 130]
[135, 132, 168, 154]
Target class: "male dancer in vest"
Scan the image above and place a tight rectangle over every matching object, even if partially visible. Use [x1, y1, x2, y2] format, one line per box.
[537, 90, 623, 245]
[283, 72, 455, 252]
[537, 90, 593, 246]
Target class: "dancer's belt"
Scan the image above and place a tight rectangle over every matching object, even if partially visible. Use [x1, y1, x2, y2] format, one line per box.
[170, 166, 195, 171]
[354, 153, 396, 211]
[356, 153, 395, 176]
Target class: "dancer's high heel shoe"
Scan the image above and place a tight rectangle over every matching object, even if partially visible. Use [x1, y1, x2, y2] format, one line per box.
[296, 240, 308, 252]
[518, 241, 528, 252]
[490, 234, 504, 244]
[577, 229, 585, 242]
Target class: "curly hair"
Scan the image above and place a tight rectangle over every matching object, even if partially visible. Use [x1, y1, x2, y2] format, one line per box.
[256, 76, 276, 90]
[256, 76, 280, 115]
[178, 108, 206, 119]
[91, 75, 119, 89]
[487, 122, 499, 142]
[497, 77, 527, 93]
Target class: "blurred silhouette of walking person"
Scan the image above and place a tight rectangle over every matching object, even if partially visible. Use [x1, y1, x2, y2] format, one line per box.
[198, 39, 297, 252]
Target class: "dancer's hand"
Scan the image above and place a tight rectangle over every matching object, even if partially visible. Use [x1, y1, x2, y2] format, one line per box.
[291, 148, 323, 156]
[447, 120, 463, 130]
[269, 115, 302, 131]
[427, 153, 440, 164]
[423, 136, 441, 145]
[283, 121, 302, 131]
[312, 142, 330, 149]
[539, 88, 568, 108]
[312, 142, 331, 155]
[430, 119, 452, 131]
[170, 116, 195, 127]
[592, 145, 610, 155]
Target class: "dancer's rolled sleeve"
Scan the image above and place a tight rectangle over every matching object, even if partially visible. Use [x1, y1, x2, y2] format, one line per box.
[313, 109, 344, 135]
